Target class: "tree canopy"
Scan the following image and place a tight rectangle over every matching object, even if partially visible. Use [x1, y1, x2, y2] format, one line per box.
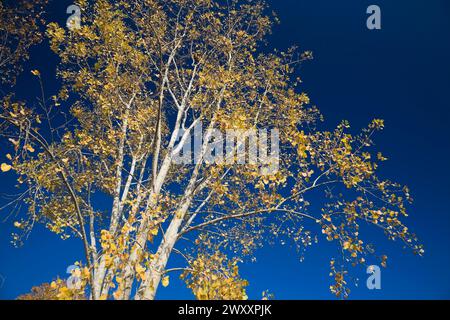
[0, 0, 423, 300]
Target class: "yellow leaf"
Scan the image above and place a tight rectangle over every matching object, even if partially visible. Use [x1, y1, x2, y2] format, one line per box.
[135, 264, 145, 274]
[31, 69, 40, 76]
[343, 241, 351, 250]
[1, 163, 12, 172]
[135, 264, 147, 281]
[25, 145, 35, 153]
[162, 276, 169, 287]
[82, 267, 90, 278]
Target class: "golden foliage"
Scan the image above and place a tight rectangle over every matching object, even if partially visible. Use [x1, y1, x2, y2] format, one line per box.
[182, 252, 248, 300]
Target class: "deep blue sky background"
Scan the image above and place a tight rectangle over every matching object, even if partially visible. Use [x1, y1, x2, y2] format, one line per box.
[1, 0, 450, 299]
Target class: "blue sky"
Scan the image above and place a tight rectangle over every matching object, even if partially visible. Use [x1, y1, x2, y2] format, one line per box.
[1, 0, 450, 299]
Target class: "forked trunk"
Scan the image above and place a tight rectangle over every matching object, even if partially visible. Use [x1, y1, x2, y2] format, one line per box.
[135, 214, 184, 300]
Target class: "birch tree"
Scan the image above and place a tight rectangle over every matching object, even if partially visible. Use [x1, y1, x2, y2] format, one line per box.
[0, 0, 423, 300]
